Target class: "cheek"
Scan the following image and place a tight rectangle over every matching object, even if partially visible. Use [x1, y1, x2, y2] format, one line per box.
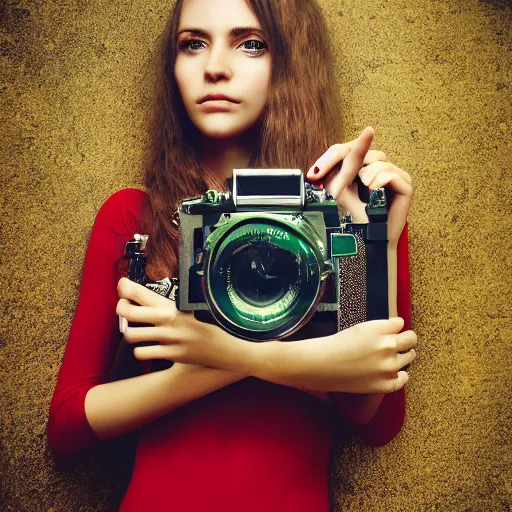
[247, 65, 271, 104]
[174, 60, 190, 98]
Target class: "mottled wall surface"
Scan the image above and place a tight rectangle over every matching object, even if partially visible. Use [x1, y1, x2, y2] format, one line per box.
[1, 0, 511, 510]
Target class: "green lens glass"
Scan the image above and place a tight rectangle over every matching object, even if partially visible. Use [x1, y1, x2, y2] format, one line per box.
[203, 216, 327, 340]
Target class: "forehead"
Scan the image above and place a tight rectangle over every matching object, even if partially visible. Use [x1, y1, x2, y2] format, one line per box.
[178, 0, 261, 31]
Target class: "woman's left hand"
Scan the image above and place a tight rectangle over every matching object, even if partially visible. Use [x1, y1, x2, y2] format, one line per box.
[305, 126, 413, 246]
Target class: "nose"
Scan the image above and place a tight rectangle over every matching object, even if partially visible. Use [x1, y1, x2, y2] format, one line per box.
[204, 45, 232, 82]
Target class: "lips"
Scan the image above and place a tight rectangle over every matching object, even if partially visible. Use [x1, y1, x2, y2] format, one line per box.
[198, 94, 240, 104]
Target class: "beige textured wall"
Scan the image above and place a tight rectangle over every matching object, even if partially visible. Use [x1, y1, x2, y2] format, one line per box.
[1, 1, 511, 510]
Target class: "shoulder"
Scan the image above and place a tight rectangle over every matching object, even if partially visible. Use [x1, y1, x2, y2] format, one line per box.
[99, 188, 147, 213]
[94, 188, 148, 236]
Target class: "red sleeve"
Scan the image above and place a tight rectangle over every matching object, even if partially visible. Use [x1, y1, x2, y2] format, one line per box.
[47, 188, 146, 457]
[330, 223, 412, 446]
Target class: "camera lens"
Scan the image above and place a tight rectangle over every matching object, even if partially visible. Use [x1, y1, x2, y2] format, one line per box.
[231, 242, 299, 308]
[203, 215, 328, 341]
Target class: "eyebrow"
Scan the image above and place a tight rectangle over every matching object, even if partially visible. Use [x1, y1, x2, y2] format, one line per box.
[177, 26, 265, 39]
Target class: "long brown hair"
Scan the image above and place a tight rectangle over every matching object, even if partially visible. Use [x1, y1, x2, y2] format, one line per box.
[141, 0, 343, 279]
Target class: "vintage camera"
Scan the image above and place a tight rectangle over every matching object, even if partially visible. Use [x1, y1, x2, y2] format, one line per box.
[175, 169, 389, 341]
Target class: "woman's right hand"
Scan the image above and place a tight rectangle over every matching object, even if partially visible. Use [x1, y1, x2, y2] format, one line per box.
[256, 317, 417, 394]
[117, 277, 253, 371]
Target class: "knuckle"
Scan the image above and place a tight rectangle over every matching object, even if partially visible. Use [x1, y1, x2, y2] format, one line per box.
[369, 150, 387, 163]
[383, 335, 398, 352]
[116, 300, 124, 316]
[366, 161, 388, 174]
[130, 288, 142, 304]
[384, 380, 397, 393]
[167, 345, 185, 362]
[393, 375, 406, 392]
[117, 277, 128, 296]
[329, 143, 344, 153]
[169, 303, 178, 317]
[163, 308, 177, 324]
[383, 361, 397, 375]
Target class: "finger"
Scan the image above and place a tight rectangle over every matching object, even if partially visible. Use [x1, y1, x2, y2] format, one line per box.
[116, 298, 137, 318]
[360, 162, 412, 188]
[360, 160, 412, 190]
[117, 277, 169, 308]
[325, 127, 375, 197]
[365, 316, 405, 335]
[368, 171, 413, 196]
[362, 149, 387, 165]
[396, 330, 418, 352]
[388, 371, 409, 392]
[133, 344, 180, 361]
[117, 297, 176, 323]
[391, 165, 412, 185]
[124, 325, 171, 344]
[396, 348, 417, 369]
[306, 142, 351, 181]
[359, 161, 388, 186]
[117, 302, 174, 325]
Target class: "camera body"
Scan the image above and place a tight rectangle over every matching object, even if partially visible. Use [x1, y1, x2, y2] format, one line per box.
[123, 169, 389, 342]
[176, 169, 389, 341]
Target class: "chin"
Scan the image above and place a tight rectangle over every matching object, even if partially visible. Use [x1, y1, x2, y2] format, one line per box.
[191, 112, 262, 140]
[199, 124, 254, 140]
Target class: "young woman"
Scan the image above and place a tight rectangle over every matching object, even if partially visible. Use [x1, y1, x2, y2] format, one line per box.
[48, 0, 417, 510]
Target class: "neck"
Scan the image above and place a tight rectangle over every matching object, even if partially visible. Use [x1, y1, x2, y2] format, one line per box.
[198, 128, 259, 183]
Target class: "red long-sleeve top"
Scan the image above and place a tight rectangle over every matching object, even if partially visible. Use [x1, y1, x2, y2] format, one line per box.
[47, 188, 411, 512]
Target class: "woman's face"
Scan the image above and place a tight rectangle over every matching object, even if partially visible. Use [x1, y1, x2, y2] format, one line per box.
[174, 0, 272, 140]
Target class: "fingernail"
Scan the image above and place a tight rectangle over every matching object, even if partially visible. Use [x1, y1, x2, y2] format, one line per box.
[119, 315, 128, 334]
[313, 166, 320, 175]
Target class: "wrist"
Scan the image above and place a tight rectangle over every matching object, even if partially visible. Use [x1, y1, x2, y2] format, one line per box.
[171, 360, 249, 383]
[247, 339, 302, 383]
[235, 338, 285, 380]
[211, 325, 267, 377]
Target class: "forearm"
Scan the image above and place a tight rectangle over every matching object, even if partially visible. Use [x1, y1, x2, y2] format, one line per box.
[243, 244, 399, 398]
[85, 363, 248, 440]
[106, 246, 400, 415]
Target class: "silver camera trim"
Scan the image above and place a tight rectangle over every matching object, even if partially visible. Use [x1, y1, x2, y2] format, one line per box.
[233, 169, 304, 207]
